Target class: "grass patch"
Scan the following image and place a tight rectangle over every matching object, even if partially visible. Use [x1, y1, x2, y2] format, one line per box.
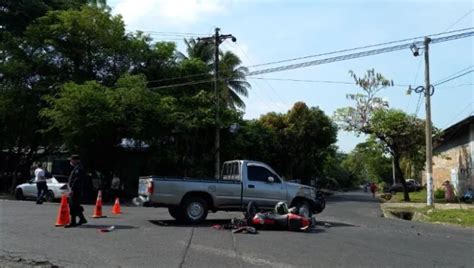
[389, 189, 449, 203]
[419, 208, 474, 227]
[383, 206, 474, 227]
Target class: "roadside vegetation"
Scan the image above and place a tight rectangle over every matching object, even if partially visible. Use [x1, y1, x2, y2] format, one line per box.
[0, 1, 433, 198]
[0, 1, 344, 194]
[420, 208, 474, 227]
[386, 206, 474, 228]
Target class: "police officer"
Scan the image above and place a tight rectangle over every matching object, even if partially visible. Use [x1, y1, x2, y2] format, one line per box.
[65, 154, 87, 228]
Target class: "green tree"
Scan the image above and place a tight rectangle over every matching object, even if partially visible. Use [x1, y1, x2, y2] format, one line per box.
[0, 0, 94, 192]
[41, 75, 176, 182]
[230, 102, 337, 185]
[0, 0, 88, 35]
[335, 69, 427, 201]
[342, 139, 392, 185]
[180, 39, 250, 109]
[24, 5, 140, 85]
[219, 51, 250, 109]
[283, 102, 337, 184]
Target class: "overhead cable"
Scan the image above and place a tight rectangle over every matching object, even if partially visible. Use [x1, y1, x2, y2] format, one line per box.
[247, 27, 474, 68]
[434, 70, 473, 86]
[247, 30, 474, 76]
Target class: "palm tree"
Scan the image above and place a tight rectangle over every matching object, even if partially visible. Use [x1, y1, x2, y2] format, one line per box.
[179, 38, 250, 109]
[219, 51, 250, 109]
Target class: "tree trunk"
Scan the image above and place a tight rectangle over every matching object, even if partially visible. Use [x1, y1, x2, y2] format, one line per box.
[393, 154, 410, 201]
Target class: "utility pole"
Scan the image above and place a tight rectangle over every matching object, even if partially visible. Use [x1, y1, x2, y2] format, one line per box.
[392, 157, 396, 185]
[213, 27, 221, 181]
[424, 37, 434, 206]
[198, 28, 236, 179]
[409, 37, 434, 206]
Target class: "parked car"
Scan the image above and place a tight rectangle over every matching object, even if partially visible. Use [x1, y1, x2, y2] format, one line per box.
[136, 160, 326, 224]
[386, 180, 423, 194]
[15, 176, 70, 202]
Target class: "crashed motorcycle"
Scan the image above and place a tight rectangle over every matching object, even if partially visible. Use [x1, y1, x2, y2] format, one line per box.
[246, 201, 315, 232]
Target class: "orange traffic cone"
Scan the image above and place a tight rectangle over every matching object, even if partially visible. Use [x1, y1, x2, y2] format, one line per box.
[55, 194, 70, 226]
[92, 190, 105, 218]
[112, 197, 121, 214]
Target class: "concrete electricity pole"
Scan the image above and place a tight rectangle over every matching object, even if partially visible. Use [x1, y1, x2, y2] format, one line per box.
[198, 28, 236, 179]
[423, 37, 434, 206]
[408, 36, 434, 206]
[392, 157, 396, 186]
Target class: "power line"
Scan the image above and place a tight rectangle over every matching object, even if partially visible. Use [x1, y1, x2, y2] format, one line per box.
[247, 27, 474, 69]
[414, 93, 423, 116]
[247, 30, 474, 76]
[248, 77, 411, 87]
[226, 42, 289, 111]
[444, 9, 474, 32]
[146, 73, 211, 84]
[434, 70, 473, 86]
[412, 11, 473, 116]
[443, 101, 473, 129]
[148, 78, 216, 90]
[437, 83, 473, 89]
[134, 30, 206, 36]
[407, 55, 424, 113]
[433, 65, 473, 85]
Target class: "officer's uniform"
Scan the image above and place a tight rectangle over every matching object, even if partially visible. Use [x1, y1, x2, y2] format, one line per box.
[68, 164, 87, 225]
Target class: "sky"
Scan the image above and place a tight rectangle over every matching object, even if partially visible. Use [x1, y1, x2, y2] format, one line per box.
[107, 0, 473, 152]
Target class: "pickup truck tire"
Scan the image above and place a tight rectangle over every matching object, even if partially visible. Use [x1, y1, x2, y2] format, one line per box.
[295, 200, 312, 218]
[181, 196, 208, 224]
[168, 207, 185, 221]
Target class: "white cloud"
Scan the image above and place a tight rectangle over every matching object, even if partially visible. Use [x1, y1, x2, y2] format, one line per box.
[243, 100, 289, 120]
[113, 0, 227, 29]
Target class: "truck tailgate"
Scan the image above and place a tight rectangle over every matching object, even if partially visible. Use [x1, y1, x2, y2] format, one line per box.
[138, 177, 151, 195]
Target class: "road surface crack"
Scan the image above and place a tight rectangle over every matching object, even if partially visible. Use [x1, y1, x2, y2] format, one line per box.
[179, 227, 195, 268]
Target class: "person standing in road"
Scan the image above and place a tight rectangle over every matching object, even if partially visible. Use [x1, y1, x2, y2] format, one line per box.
[370, 182, 377, 198]
[34, 163, 48, 204]
[66, 155, 87, 228]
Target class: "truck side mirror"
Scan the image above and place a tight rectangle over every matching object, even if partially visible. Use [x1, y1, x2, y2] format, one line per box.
[267, 176, 274, 183]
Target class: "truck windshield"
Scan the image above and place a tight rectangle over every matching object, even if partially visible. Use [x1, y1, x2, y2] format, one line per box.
[222, 162, 241, 181]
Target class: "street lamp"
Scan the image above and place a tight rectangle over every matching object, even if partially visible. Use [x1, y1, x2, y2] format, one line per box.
[410, 43, 420, 57]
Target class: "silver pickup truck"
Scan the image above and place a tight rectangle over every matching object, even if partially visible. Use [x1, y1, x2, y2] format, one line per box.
[137, 160, 325, 224]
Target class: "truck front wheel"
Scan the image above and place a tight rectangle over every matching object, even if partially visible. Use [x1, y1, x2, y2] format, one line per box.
[168, 207, 184, 221]
[295, 200, 313, 218]
[182, 196, 208, 224]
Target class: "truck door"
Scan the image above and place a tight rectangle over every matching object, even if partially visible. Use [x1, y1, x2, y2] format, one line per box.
[214, 161, 242, 208]
[243, 164, 287, 208]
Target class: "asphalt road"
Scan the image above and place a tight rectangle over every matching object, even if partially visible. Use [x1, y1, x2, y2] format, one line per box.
[1, 192, 473, 267]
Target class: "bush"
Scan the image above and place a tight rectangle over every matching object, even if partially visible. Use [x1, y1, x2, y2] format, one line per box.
[434, 188, 445, 199]
[376, 181, 386, 191]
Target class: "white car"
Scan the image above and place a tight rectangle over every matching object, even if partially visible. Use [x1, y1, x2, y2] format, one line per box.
[15, 176, 70, 202]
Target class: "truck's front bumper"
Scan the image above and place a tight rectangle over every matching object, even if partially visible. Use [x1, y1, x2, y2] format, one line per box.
[132, 195, 150, 207]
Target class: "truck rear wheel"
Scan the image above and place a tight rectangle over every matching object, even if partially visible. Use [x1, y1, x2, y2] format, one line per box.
[181, 196, 208, 224]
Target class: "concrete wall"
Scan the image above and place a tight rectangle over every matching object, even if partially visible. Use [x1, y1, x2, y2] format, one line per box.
[425, 122, 474, 194]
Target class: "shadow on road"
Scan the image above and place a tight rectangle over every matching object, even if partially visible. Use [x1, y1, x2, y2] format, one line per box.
[149, 219, 231, 228]
[315, 220, 358, 228]
[149, 219, 328, 234]
[78, 224, 137, 230]
[326, 192, 380, 203]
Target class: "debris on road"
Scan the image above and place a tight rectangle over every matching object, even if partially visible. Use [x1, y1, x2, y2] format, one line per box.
[98, 226, 115, 233]
[232, 226, 258, 234]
